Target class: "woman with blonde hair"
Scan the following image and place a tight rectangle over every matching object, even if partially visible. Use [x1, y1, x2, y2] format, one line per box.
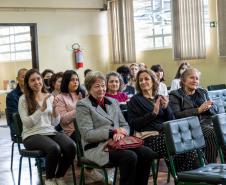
[169, 68, 219, 163]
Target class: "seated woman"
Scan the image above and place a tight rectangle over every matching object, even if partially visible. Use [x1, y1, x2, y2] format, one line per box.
[170, 62, 190, 92]
[169, 68, 218, 163]
[116, 65, 135, 97]
[127, 69, 197, 172]
[76, 71, 156, 185]
[54, 70, 85, 137]
[129, 63, 139, 89]
[54, 70, 102, 184]
[105, 71, 128, 103]
[49, 72, 63, 96]
[18, 69, 76, 185]
[151, 64, 168, 96]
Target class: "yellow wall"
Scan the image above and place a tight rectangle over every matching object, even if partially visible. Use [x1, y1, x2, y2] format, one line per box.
[110, 0, 226, 88]
[0, 0, 225, 89]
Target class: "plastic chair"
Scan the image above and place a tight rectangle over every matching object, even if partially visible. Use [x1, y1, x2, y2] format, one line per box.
[163, 116, 226, 185]
[13, 113, 77, 185]
[73, 118, 117, 185]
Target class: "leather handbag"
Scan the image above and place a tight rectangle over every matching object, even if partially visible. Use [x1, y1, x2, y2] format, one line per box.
[106, 136, 144, 151]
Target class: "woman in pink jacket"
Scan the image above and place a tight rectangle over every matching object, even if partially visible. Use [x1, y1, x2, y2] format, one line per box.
[54, 70, 103, 184]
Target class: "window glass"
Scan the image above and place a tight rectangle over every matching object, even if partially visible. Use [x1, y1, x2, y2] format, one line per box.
[0, 26, 31, 62]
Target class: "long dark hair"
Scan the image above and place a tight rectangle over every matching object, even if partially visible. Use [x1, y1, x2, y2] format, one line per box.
[60, 70, 85, 97]
[24, 69, 47, 115]
[174, 62, 190, 79]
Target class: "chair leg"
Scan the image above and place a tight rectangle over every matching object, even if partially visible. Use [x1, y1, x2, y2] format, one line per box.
[102, 168, 109, 185]
[18, 156, 23, 185]
[71, 162, 77, 185]
[79, 166, 85, 185]
[10, 141, 15, 170]
[36, 158, 44, 185]
[113, 167, 118, 185]
[152, 159, 159, 185]
[28, 158, 32, 178]
[167, 169, 171, 183]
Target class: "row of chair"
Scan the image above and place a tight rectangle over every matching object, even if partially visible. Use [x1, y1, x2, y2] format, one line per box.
[8, 111, 226, 185]
[164, 114, 226, 185]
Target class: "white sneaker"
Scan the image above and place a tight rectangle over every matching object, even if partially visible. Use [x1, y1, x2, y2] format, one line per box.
[107, 168, 115, 185]
[84, 169, 104, 184]
[55, 177, 67, 185]
[45, 179, 57, 185]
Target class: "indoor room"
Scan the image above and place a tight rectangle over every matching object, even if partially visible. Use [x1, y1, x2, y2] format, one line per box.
[1, 0, 226, 185]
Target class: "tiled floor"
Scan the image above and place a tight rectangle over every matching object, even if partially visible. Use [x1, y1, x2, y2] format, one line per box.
[0, 117, 174, 185]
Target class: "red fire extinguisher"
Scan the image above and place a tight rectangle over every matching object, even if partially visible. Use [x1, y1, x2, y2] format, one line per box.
[72, 43, 84, 69]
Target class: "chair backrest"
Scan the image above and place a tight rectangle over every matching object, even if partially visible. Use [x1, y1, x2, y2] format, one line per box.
[72, 118, 84, 159]
[212, 113, 226, 147]
[119, 103, 128, 122]
[5, 108, 10, 126]
[12, 113, 23, 140]
[163, 116, 205, 155]
[207, 84, 226, 91]
[212, 97, 225, 114]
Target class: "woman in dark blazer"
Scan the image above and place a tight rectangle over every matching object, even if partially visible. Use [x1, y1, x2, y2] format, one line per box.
[76, 71, 156, 185]
[169, 68, 219, 163]
[127, 69, 198, 172]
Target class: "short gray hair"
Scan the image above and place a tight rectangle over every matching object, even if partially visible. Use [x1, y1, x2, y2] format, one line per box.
[85, 71, 106, 92]
[106, 71, 124, 92]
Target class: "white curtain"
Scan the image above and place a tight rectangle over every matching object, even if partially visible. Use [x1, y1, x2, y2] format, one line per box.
[217, 0, 226, 57]
[108, 0, 136, 64]
[172, 0, 206, 60]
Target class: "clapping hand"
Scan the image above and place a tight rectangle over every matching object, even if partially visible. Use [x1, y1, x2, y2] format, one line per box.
[153, 96, 161, 115]
[198, 100, 213, 113]
[160, 96, 169, 109]
[40, 94, 51, 112]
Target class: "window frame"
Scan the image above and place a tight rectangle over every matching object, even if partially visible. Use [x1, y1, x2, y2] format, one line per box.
[0, 23, 39, 69]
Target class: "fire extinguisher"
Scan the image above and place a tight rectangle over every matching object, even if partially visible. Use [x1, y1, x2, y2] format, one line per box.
[72, 43, 84, 69]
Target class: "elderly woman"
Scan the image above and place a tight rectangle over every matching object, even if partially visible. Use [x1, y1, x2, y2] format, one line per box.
[105, 71, 128, 103]
[169, 68, 219, 163]
[127, 69, 198, 172]
[76, 71, 156, 185]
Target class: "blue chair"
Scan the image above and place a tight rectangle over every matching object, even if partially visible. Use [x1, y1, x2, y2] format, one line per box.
[164, 116, 226, 185]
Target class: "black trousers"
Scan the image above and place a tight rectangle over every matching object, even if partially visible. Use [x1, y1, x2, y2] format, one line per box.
[201, 125, 218, 163]
[23, 132, 76, 179]
[109, 146, 157, 185]
[144, 134, 198, 172]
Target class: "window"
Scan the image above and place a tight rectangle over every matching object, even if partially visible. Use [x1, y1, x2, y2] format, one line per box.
[133, 0, 209, 51]
[133, 0, 172, 51]
[0, 26, 32, 62]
